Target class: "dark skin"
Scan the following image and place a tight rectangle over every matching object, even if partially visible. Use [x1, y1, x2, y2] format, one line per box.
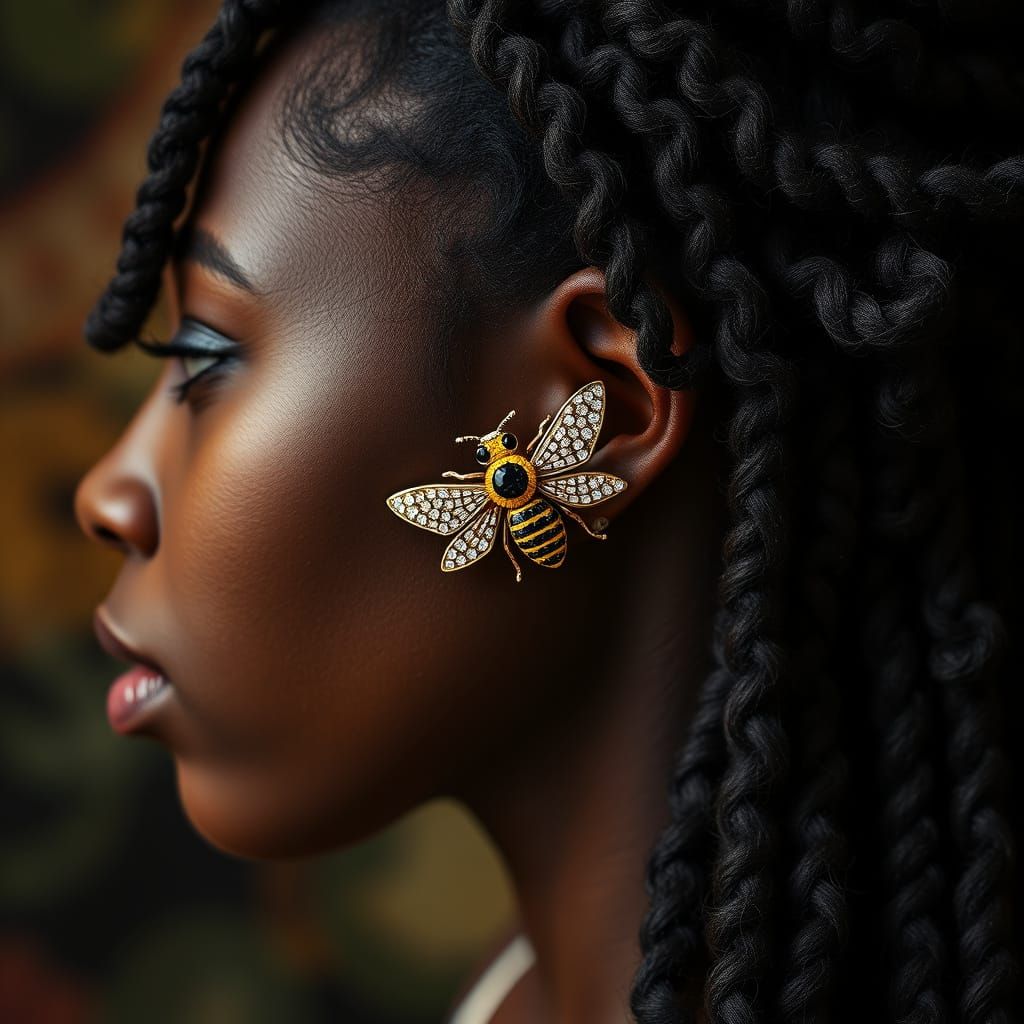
[75, 24, 724, 1024]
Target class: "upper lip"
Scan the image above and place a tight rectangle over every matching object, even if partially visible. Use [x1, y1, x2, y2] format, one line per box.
[93, 607, 169, 678]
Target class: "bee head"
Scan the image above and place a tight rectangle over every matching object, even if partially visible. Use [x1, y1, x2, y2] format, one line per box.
[455, 410, 517, 464]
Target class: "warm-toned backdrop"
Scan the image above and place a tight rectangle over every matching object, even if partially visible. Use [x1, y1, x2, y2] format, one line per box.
[0, 3, 513, 1020]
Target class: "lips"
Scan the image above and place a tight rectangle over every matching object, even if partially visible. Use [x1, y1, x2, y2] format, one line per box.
[93, 607, 174, 734]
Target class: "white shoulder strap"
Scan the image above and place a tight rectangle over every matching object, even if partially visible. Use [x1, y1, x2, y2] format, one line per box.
[449, 934, 536, 1024]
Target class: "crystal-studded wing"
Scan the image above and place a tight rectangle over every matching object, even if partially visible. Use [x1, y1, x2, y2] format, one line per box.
[539, 471, 628, 507]
[530, 380, 606, 475]
[385, 484, 489, 536]
[441, 505, 502, 572]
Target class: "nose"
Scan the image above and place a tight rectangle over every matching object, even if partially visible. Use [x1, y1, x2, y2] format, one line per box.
[75, 439, 160, 559]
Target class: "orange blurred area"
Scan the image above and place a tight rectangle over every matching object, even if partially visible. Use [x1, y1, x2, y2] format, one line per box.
[0, 4, 513, 1021]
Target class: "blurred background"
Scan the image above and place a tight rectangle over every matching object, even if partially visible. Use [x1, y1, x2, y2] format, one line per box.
[0, 2, 515, 1021]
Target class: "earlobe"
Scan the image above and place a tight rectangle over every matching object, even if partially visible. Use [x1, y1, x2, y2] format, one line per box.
[528, 267, 699, 523]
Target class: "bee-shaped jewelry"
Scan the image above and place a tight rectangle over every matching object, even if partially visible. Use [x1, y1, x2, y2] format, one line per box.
[385, 380, 628, 581]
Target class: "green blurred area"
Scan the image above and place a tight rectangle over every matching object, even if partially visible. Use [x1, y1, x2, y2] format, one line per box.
[0, 3, 513, 1021]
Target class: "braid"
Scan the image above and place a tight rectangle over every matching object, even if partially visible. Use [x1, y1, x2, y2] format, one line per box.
[857, 238, 961, 1021]
[605, 5, 1023, 234]
[779, 0, 1024, 124]
[675, 0, 1024, 130]
[767, 231, 954, 356]
[775, 361, 859, 1021]
[448, 0, 711, 391]
[863, 412, 952, 1022]
[85, 0, 290, 351]
[915, 355, 1018, 1022]
[632, 610, 733, 1023]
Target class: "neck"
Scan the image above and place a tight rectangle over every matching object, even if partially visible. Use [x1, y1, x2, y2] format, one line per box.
[459, 442, 720, 1023]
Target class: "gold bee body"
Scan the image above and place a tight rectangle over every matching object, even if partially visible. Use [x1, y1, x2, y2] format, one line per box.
[507, 496, 567, 568]
[385, 380, 627, 582]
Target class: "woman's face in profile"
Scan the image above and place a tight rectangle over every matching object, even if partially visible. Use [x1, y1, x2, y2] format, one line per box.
[73, 27, 619, 859]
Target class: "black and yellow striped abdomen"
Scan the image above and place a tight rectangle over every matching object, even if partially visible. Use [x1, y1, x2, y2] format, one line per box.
[507, 496, 566, 568]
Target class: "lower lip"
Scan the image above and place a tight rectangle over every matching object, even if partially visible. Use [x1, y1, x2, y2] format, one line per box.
[107, 664, 173, 734]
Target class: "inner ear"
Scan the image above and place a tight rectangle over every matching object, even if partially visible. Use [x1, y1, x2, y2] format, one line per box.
[564, 292, 654, 440]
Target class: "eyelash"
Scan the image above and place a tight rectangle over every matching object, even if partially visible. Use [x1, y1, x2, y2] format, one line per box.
[135, 323, 240, 406]
[168, 353, 231, 404]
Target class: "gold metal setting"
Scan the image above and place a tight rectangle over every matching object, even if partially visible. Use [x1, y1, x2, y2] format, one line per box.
[385, 380, 628, 582]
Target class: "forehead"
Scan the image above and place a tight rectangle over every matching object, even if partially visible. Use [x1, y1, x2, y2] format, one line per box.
[181, 20, 425, 322]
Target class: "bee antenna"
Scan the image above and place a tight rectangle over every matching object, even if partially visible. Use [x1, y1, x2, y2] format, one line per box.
[454, 433, 480, 444]
[497, 409, 516, 431]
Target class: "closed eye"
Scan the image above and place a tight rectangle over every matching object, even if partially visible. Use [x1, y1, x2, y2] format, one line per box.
[134, 318, 243, 407]
[168, 351, 234, 405]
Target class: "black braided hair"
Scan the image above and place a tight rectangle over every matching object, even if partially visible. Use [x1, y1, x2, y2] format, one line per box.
[861, 370, 953, 1023]
[86, 2, 1022, 1021]
[914, 341, 1017, 1023]
[774, 350, 859, 1020]
[85, 0, 290, 351]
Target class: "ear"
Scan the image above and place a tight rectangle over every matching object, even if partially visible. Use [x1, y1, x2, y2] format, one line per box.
[520, 267, 698, 524]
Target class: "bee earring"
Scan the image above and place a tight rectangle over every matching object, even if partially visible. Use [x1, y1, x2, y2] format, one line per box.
[385, 381, 628, 582]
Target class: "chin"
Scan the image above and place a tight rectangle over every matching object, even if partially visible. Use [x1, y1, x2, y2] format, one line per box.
[171, 757, 405, 861]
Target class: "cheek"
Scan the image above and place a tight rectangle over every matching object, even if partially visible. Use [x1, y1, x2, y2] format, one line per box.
[163, 373, 383, 745]
[152, 360, 494, 853]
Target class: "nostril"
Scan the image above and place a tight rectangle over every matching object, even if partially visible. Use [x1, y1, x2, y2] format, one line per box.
[94, 524, 123, 545]
[74, 462, 159, 558]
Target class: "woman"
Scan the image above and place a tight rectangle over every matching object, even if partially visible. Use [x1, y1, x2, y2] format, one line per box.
[74, 1, 1022, 1021]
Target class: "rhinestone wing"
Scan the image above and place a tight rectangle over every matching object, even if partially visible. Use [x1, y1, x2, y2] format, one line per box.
[441, 505, 502, 572]
[385, 484, 489, 536]
[539, 471, 627, 506]
[530, 381, 606, 476]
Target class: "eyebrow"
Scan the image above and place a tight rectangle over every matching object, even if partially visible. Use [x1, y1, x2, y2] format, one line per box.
[173, 226, 258, 294]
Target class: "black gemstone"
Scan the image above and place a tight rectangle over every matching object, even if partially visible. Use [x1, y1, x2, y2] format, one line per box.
[475, 445, 490, 465]
[492, 461, 529, 499]
[501, 432, 517, 450]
